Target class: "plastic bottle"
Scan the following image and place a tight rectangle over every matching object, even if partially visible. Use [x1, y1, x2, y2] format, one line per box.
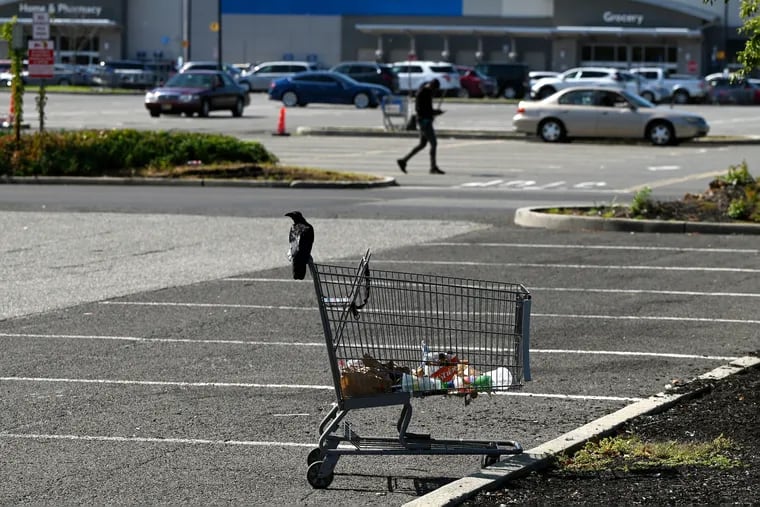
[473, 375, 492, 391]
[483, 367, 514, 388]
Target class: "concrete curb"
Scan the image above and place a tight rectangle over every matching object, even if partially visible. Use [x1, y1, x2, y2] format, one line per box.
[0, 175, 398, 189]
[404, 355, 760, 507]
[296, 127, 760, 145]
[514, 206, 760, 235]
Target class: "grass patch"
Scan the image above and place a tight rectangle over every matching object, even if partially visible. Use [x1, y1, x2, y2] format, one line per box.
[558, 435, 741, 473]
[0, 129, 382, 182]
[141, 162, 379, 182]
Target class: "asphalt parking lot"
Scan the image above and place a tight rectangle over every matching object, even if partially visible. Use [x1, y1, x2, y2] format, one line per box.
[2, 93, 759, 504]
[2, 208, 758, 505]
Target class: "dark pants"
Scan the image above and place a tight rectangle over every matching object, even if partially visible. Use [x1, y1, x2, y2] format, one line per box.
[400, 118, 437, 169]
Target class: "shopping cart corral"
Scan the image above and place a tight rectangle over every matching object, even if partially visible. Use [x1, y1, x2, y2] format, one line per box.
[305, 250, 532, 489]
[380, 95, 409, 131]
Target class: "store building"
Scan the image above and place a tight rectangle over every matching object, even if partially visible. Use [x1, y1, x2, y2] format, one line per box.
[0, 0, 749, 76]
[0, 0, 126, 64]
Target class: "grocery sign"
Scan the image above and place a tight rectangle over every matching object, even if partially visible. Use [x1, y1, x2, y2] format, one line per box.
[28, 40, 55, 79]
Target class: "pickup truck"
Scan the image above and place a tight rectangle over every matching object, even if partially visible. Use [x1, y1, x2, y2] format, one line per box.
[629, 67, 708, 104]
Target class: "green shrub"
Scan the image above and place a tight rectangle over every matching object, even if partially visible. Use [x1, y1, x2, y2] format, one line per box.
[630, 186, 652, 216]
[1, 129, 278, 176]
[720, 160, 755, 187]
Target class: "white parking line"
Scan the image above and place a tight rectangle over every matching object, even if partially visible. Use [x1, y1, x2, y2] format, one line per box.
[423, 242, 759, 254]
[0, 376, 641, 402]
[222, 278, 760, 298]
[95, 302, 760, 324]
[377, 259, 760, 273]
[0, 432, 313, 448]
[0, 333, 739, 361]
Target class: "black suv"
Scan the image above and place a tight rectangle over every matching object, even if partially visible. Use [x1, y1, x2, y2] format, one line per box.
[330, 61, 399, 93]
[474, 62, 529, 99]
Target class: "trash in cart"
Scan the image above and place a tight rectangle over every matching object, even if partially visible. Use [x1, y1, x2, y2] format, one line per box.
[305, 249, 532, 489]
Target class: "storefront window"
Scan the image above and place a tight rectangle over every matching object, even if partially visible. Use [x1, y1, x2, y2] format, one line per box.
[580, 44, 629, 65]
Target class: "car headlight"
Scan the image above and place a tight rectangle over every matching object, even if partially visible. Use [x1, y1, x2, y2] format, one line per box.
[180, 94, 198, 102]
[145, 92, 157, 102]
[683, 116, 706, 126]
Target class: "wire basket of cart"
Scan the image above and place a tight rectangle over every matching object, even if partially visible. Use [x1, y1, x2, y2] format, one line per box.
[380, 94, 409, 131]
[305, 249, 532, 488]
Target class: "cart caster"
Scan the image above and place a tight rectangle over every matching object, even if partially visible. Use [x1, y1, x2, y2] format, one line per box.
[307, 448, 323, 466]
[480, 454, 500, 468]
[306, 461, 334, 489]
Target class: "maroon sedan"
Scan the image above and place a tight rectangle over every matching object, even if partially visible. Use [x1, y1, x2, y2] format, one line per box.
[455, 65, 497, 98]
[144, 70, 249, 118]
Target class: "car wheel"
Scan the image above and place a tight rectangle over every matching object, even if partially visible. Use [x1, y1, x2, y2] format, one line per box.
[231, 97, 244, 117]
[282, 91, 299, 107]
[537, 86, 556, 99]
[457, 88, 470, 99]
[502, 86, 517, 99]
[353, 92, 370, 109]
[641, 91, 655, 102]
[647, 121, 675, 146]
[672, 90, 690, 104]
[58, 78, 71, 86]
[199, 100, 210, 117]
[149, 109, 160, 118]
[538, 118, 566, 143]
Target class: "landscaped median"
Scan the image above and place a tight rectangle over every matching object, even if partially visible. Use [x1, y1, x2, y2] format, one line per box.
[0, 129, 394, 188]
[515, 162, 760, 235]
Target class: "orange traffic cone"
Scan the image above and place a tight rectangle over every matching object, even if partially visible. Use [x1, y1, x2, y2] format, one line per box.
[272, 106, 290, 136]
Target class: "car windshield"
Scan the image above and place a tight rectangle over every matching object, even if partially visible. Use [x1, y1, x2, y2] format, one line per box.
[165, 72, 214, 88]
[431, 65, 455, 73]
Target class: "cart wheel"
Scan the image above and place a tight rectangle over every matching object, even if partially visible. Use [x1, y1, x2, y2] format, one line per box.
[306, 461, 334, 489]
[307, 448, 323, 466]
[480, 454, 500, 468]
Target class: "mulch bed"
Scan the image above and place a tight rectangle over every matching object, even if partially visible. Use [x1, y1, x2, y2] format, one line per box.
[462, 363, 760, 506]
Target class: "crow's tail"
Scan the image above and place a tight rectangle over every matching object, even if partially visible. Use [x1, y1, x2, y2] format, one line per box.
[293, 261, 307, 280]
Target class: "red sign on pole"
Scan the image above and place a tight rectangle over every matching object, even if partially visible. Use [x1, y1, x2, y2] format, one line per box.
[28, 40, 55, 79]
[687, 60, 698, 74]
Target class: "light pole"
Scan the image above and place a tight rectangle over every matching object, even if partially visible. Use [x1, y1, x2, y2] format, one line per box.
[217, 0, 223, 70]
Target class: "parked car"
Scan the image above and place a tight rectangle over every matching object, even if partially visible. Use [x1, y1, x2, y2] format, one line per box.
[391, 60, 461, 95]
[268, 70, 391, 108]
[474, 62, 529, 98]
[22, 63, 95, 86]
[240, 61, 319, 92]
[144, 70, 249, 118]
[93, 60, 157, 89]
[179, 61, 242, 82]
[330, 61, 399, 93]
[705, 75, 760, 105]
[529, 71, 560, 89]
[455, 65, 497, 98]
[512, 86, 709, 146]
[530, 67, 662, 102]
[629, 67, 707, 104]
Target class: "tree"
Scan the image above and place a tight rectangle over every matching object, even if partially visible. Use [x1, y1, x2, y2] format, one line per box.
[707, 0, 760, 75]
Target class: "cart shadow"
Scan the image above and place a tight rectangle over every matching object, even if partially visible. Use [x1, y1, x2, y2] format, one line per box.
[331, 473, 457, 495]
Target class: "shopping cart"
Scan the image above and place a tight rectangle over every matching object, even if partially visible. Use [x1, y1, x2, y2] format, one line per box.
[380, 94, 409, 131]
[305, 250, 532, 488]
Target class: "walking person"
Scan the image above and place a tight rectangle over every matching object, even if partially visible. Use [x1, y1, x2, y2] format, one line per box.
[397, 79, 445, 175]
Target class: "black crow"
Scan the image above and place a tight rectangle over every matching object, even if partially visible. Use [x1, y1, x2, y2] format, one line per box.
[285, 211, 314, 280]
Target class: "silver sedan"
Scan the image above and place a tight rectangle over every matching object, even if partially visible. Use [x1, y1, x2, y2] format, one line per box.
[512, 86, 709, 146]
